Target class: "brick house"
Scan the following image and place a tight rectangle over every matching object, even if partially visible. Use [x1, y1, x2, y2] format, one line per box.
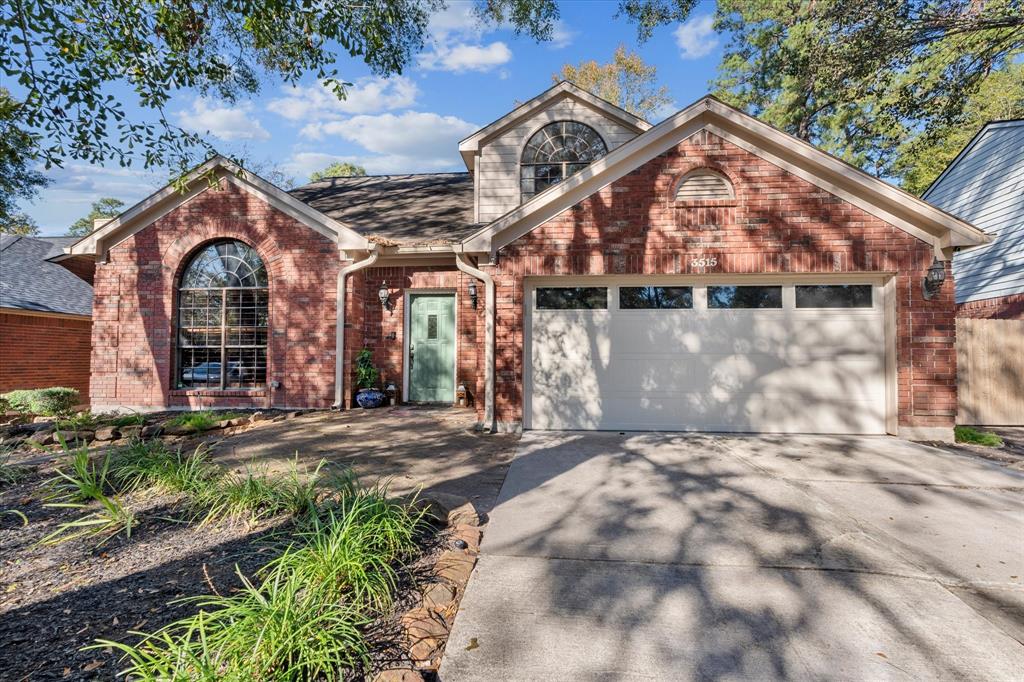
[64, 83, 989, 440]
[0, 234, 95, 400]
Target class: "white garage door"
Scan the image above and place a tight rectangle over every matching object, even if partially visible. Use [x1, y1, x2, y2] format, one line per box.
[526, 279, 888, 434]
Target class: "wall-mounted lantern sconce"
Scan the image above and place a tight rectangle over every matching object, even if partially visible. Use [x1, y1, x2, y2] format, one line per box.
[468, 280, 478, 309]
[922, 258, 946, 300]
[378, 281, 391, 311]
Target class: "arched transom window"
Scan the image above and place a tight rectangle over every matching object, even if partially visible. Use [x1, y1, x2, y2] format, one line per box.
[521, 121, 608, 200]
[177, 240, 268, 390]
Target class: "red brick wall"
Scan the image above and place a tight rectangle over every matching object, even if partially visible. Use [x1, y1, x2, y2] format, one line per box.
[957, 293, 1024, 320]
[56, 255, 96, 285]
[486, 130, 957, 430]
[0, 311, 92, 401]
[90, 178, 339, 410]
[348, 266, 483, 411]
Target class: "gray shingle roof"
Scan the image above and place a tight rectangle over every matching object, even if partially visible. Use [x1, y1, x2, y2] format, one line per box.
[0, 235, 93, 316]
[923, 120, 1024, 304]
[289, 173, 479, 246]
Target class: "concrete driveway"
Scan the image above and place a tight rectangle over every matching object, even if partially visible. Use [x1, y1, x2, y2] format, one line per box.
[440, 433, 1024, 681]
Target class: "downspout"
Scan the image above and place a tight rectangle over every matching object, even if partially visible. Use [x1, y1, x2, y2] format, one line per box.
[334, 248, 380, 409]
[455, 252, 496, 432]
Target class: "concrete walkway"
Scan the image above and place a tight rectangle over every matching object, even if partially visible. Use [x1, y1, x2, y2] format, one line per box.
[440, 433, 1024, 681]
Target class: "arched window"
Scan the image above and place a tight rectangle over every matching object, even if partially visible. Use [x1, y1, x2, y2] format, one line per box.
[521, 121, 608, 200]
[675, 169, 734, 201]
[177, 240, 268, 390]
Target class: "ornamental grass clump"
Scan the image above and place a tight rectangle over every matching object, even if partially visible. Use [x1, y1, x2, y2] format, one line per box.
[95, 479, 425, 680]
[41, 443, 135, 546]
[109, 440, 219, 496]
[166, 410, 244, 432]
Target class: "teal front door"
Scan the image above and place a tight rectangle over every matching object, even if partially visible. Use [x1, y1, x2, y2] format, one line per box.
[408, 294, 456, 403]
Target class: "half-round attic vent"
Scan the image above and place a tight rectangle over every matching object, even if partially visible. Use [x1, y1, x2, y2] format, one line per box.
[675, 170, 734, 201]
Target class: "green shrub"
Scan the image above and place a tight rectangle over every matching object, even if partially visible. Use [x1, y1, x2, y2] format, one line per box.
[40, 494, 135, 547]
[954, 425, 1004, 447]
[0, 449, 30, 486]
[45, 443, 112, 503]
[354, 349, 379, 390]
[56, 411, 100, 430]
[1, 387, 80, 416]
[109, 440, 219, 496]
[0, 397, 10, 414]
[166, 410, 244, 432]
[108, 412, 145, 428]
[95, 480, 423, 679]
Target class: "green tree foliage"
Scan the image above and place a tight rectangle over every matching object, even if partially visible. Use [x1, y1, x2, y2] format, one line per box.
[554, 45, 672, 119]
[69, 197, 126, 237]
[309, 162, 369, 182]
[895, 62, 1024, 195]
[711, 0, 1024, 184]
[0, 88, 49, 233]
[1, 0, 563, 178]
[0, 211, 40, 236]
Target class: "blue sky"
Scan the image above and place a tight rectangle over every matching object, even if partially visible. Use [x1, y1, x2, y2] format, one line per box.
[23, 1, 724, 235]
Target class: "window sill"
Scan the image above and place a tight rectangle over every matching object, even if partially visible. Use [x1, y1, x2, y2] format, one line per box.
[170, 389, 267, 397]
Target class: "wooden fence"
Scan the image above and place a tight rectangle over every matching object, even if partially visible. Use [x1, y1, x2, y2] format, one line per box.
[957, 318, 1024, 425]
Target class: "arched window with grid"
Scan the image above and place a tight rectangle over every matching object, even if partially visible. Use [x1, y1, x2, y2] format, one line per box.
[520, 121, 608, 200]
[176, 240, 268, 390]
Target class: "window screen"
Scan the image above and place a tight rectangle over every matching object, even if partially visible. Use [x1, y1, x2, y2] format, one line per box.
[536, 287, 608, 310]
[795, 285, 873, 308]
[707, 285, 783, 309]
[620, 286, 693, 309]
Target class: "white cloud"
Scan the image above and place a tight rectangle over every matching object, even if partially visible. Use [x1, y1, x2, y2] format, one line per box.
[418, 2, 512, 73]
[286, 111, 478, 180]
[426, 2, 481, 41]
[267, 76, 419, 122]
[549, 20, 576, 49]
[674, 14, 719, 60]
[419, 41, 512, 73]
[302, 111, 477, 158]
[177, 98, 270, 141]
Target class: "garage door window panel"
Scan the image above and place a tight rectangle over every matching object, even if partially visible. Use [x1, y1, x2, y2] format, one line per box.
[536, 287, 608, 310]
[620, 286, 693, 309]
[708, 286, 783, 309]
[795, 285, 873, 308]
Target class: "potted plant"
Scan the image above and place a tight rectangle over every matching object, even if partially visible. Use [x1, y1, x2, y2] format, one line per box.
[354, 349, 386, 408]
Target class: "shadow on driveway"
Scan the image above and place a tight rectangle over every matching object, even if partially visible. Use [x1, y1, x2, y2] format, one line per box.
[441, 433, 1024, 680]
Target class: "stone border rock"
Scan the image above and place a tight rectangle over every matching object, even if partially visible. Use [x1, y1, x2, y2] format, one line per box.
[374, 493, 484, 680]
[0, 409, 311, 454]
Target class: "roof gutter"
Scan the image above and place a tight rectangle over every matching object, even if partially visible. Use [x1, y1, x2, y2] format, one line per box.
[454, 252, 495, 432]
[334, 248, 379, 409]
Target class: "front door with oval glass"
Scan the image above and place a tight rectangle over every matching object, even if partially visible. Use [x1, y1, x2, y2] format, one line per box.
[408, 294, 456, 403]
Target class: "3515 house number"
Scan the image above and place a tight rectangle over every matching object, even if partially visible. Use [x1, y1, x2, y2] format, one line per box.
[690, 257, 718, 268]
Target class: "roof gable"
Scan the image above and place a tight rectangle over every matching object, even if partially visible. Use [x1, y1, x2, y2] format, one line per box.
[458, 81, 651, 172]
[0, 236, 93, 316]
[461, 96, 990, 255]
[67, 156, 368, 259]
[923, 119, 1024, 304]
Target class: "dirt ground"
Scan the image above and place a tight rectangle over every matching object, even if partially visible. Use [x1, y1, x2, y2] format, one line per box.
[0, 407, 519, 681]
[190, 406, 520, 514]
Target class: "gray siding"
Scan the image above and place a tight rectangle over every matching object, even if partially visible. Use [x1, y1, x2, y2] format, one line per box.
[475, 96, 640, 223]
[924, 121, 1024, 304]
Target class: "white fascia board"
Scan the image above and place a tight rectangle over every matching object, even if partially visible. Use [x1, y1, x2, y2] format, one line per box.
[457, 81, 651, 172]
[463, 97, 989, 254]
[66, 157, 368, 257]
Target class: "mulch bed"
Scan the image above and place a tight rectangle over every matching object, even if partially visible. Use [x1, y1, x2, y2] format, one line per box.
[0, 461, 441, 681]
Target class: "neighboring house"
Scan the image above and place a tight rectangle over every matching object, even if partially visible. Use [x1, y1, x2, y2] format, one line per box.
[63, 82, 989, 440]
[923, 119, 1024, 319]
[923, 119, 1024, 426]
[0, 235, 95, 400]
